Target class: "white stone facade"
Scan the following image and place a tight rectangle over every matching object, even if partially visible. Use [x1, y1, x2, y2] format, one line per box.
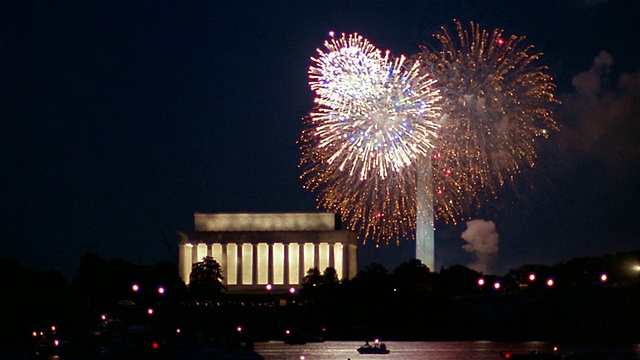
[178, 213, 358, 291]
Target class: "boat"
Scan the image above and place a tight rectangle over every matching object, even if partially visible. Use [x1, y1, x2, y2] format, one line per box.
[357, 339, 390, 354]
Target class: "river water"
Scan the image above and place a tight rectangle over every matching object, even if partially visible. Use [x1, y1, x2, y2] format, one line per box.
[253, 341, 640, 360]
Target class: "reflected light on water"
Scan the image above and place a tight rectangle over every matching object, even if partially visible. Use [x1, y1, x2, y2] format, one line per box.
[253, 341, 640, 360]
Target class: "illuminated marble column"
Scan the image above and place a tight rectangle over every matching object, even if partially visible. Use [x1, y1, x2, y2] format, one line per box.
[192, 243, 199, 264]
[267, 243, 274, 285]
[179, 243, 193, 284]
[236, 243, 243, 285]
[333, 243, 343, 279]
[196, 243, 207, 263]
[348, 243, 357, 279]
[283, 243, 289, 286]
[252, 244, 259, 285]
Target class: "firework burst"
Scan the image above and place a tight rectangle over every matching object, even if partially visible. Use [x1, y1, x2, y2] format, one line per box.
[307, 32, 441, 181]
[421, 19, 559, 212]
[300, 23, 558, 246]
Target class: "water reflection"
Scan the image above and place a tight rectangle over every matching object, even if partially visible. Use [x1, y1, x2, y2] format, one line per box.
[253, 341, 640, 360]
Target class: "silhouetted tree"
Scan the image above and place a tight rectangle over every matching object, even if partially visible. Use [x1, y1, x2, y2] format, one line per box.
[391, 258, 431, 294]
[300, 267, 323, 302]
[437, 264, 482, 297]
[146, 261, 188, 301]
[302, 267, 323, 287]
[0, 257, 70, 343]
[188, 256, 225, 301]
[301, 267, 341, 302]
[322, 267, 339, 286]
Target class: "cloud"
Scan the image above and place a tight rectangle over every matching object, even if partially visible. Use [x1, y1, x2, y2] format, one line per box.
[558, 51, 640, 173]
[461, 220, 499, 274]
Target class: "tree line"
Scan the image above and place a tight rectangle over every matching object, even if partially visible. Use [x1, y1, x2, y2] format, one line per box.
[1, 249, 639, 347]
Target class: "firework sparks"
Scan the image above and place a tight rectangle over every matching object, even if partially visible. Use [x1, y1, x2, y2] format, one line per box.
[299, 118, 421, 242]
[300, 23, 558, 246]
[420, 19, 559, 210]
[307, 32, 441, 181]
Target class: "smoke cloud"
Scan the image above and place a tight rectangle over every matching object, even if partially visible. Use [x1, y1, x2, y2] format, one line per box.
[559, 51, 640, 173]
[461, 220, 499, 274]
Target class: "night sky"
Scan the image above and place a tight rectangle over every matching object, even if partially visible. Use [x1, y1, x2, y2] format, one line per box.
[1, 0, 639, 277]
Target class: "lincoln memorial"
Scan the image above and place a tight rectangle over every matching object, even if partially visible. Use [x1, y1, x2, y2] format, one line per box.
[177, 212, 358, 291]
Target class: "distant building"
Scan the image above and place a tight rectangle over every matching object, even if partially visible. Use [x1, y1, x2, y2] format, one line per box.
[177, 212, 358, 292]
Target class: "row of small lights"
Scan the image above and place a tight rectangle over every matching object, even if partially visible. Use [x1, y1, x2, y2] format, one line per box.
[131, 283, 166, 295]
[478, 272, 610, 290]
[265, 284, 297, 294]
[132, 283, 298, 295]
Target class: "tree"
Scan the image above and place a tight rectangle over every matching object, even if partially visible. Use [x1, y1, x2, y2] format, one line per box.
[323, 267, 339, 286]
[391, 258, 432, 294]
[302, 267, 323, 288]
[189, 256, 226, 301]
